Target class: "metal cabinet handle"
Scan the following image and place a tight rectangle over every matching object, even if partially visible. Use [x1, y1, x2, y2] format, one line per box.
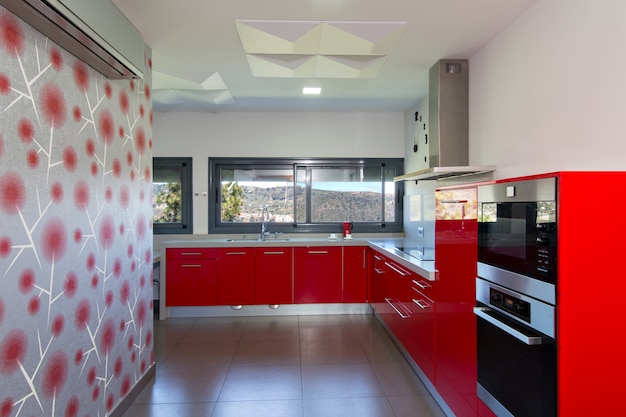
[225, 251, 247, 255]
[181, 252, 202, 256]
[385, 298, 410, 319]
[181, 264, 201, 268]
[473, 307, 551, 346]
[262, 251, 285, 255]
[385, 261, 410, 276]
[374, 255, 385, 261]
[374, 268, 385, 275]
[412, 279, 431, 289]
[412, 299, 432, 309]
[308, 250, 328, 254]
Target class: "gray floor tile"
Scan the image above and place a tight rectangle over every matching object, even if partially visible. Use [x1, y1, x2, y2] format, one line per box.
[127, 313, 448, 417]
[218, 365, 303, 401]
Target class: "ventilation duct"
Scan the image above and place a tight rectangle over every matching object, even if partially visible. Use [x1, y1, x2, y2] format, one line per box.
[395, 59, 494, 182]
[1, 0, 145, 79]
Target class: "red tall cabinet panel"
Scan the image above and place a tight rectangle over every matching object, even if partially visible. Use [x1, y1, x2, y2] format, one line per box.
[435, 185, 479, 417]
[555, 171, 626, 416]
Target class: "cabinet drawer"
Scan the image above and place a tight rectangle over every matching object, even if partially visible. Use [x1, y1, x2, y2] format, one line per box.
[167, 248, 219, 260]
[411, 276, 434, 300]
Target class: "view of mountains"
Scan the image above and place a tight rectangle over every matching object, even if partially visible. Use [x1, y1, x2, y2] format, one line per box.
[234, 185, 395, 223]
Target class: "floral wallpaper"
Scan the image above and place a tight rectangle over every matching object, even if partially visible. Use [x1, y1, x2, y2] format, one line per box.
[0, 6, 154, 417]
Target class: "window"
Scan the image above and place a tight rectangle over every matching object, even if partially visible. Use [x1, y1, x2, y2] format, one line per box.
[209, 158, 403, 234]
[153, 157, 193, 234]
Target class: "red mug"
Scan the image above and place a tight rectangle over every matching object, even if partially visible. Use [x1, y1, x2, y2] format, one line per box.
[342, 221, 352, 238]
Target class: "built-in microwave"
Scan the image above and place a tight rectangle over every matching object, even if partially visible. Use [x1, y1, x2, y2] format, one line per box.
[477, 177, 557, 286]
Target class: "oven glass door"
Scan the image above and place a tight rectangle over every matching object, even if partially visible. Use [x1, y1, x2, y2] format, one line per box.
[478, 201, 556, 284]
[477, 312, 556, 417]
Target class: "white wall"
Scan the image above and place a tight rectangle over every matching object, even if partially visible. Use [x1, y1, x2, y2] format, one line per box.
[153, 111, 405, 235]
[469, 0, 626, 179]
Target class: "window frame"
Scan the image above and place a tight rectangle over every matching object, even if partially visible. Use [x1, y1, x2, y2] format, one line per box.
[208, 157, 404, 235]
[152, 157, 193, 235]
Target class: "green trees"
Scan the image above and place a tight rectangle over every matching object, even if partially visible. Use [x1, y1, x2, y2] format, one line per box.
[221, 181, 244, 221]
[154, 182, 182, 222]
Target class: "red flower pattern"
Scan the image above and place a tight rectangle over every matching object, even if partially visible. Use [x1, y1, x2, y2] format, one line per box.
[40, 82, 67, 128]
[0, 11, 24, 57]
[0, 10, 153, 417]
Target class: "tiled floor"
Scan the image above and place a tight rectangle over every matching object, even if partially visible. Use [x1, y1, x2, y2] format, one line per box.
[123, 314, 446, 417]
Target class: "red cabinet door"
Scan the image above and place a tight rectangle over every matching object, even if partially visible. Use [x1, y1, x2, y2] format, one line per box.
[379, 255, 413, 347]
[217, 248, 255, 305]
[369, 250, 387, 313]
[408, 280, 436, 384]
[165, 248, 219, 306]
[294, 246, 342, 303]
[255, 247, 293, 304]
[343, 246, 368, 302]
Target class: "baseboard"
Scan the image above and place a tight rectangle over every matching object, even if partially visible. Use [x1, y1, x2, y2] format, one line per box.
[109, 364, 156, 417]
[164, 303, 373, 318]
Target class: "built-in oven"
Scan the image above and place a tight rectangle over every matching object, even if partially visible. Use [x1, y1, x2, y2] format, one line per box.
[476, 177, 558, 417]
[474, 276, 556, 417]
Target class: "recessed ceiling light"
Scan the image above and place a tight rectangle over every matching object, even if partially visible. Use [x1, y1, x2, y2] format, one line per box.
[303, 87, 321, 95]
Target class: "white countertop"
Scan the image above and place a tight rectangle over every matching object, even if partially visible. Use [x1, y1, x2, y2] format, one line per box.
[159, 235, 436, 280]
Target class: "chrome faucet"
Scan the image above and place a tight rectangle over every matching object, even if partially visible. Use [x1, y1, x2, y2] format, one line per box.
[260, 204, 269, 240]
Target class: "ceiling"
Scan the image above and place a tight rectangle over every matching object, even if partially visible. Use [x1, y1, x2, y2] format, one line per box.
[112, 0, 538, 113]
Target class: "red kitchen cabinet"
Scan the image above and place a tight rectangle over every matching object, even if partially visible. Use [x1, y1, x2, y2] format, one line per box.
[294, 246, 342, 303]
[165, 248, 219, 306]
[217, 248, 255, 305]
[434, 185, 479, 417]
[255, 247, 293, 304]
[554, 171, 626, 416]
[408, 278, 436, 384]
[369, 250, 387, 313]
[371, 252, 414, 351]
[342, 246, 368, 302]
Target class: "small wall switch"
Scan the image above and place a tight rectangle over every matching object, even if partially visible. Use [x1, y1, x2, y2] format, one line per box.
[418, 227, 424, 237]
[506, 186, 515, 197]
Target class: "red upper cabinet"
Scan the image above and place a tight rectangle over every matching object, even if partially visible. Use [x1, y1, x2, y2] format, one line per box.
[255, 247, 293, 305]
[294, 246, 342, 303]
[343, 246, 368, 303]
[217, 248, 255, 305]
[165, 248, 219, 306]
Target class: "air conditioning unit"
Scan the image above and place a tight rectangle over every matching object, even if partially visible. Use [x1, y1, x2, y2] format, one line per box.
[1, 0, 145, 79]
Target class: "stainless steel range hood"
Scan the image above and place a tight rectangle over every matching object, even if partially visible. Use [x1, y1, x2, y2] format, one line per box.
[395, 59, 494, 182]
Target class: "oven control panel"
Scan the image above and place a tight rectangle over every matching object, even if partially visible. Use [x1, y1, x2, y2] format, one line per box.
[490, 288, 531, 323]
[536, 221, 556, 278]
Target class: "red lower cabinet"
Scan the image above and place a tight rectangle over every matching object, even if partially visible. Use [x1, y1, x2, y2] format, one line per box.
[165, 248, 219, 306]
[343, 246, 368, 302]
[217, 248, 255, 305]
[255, 247, 293, 304]
[408, 281, 436, 384]
[294, 246, 342, 303]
